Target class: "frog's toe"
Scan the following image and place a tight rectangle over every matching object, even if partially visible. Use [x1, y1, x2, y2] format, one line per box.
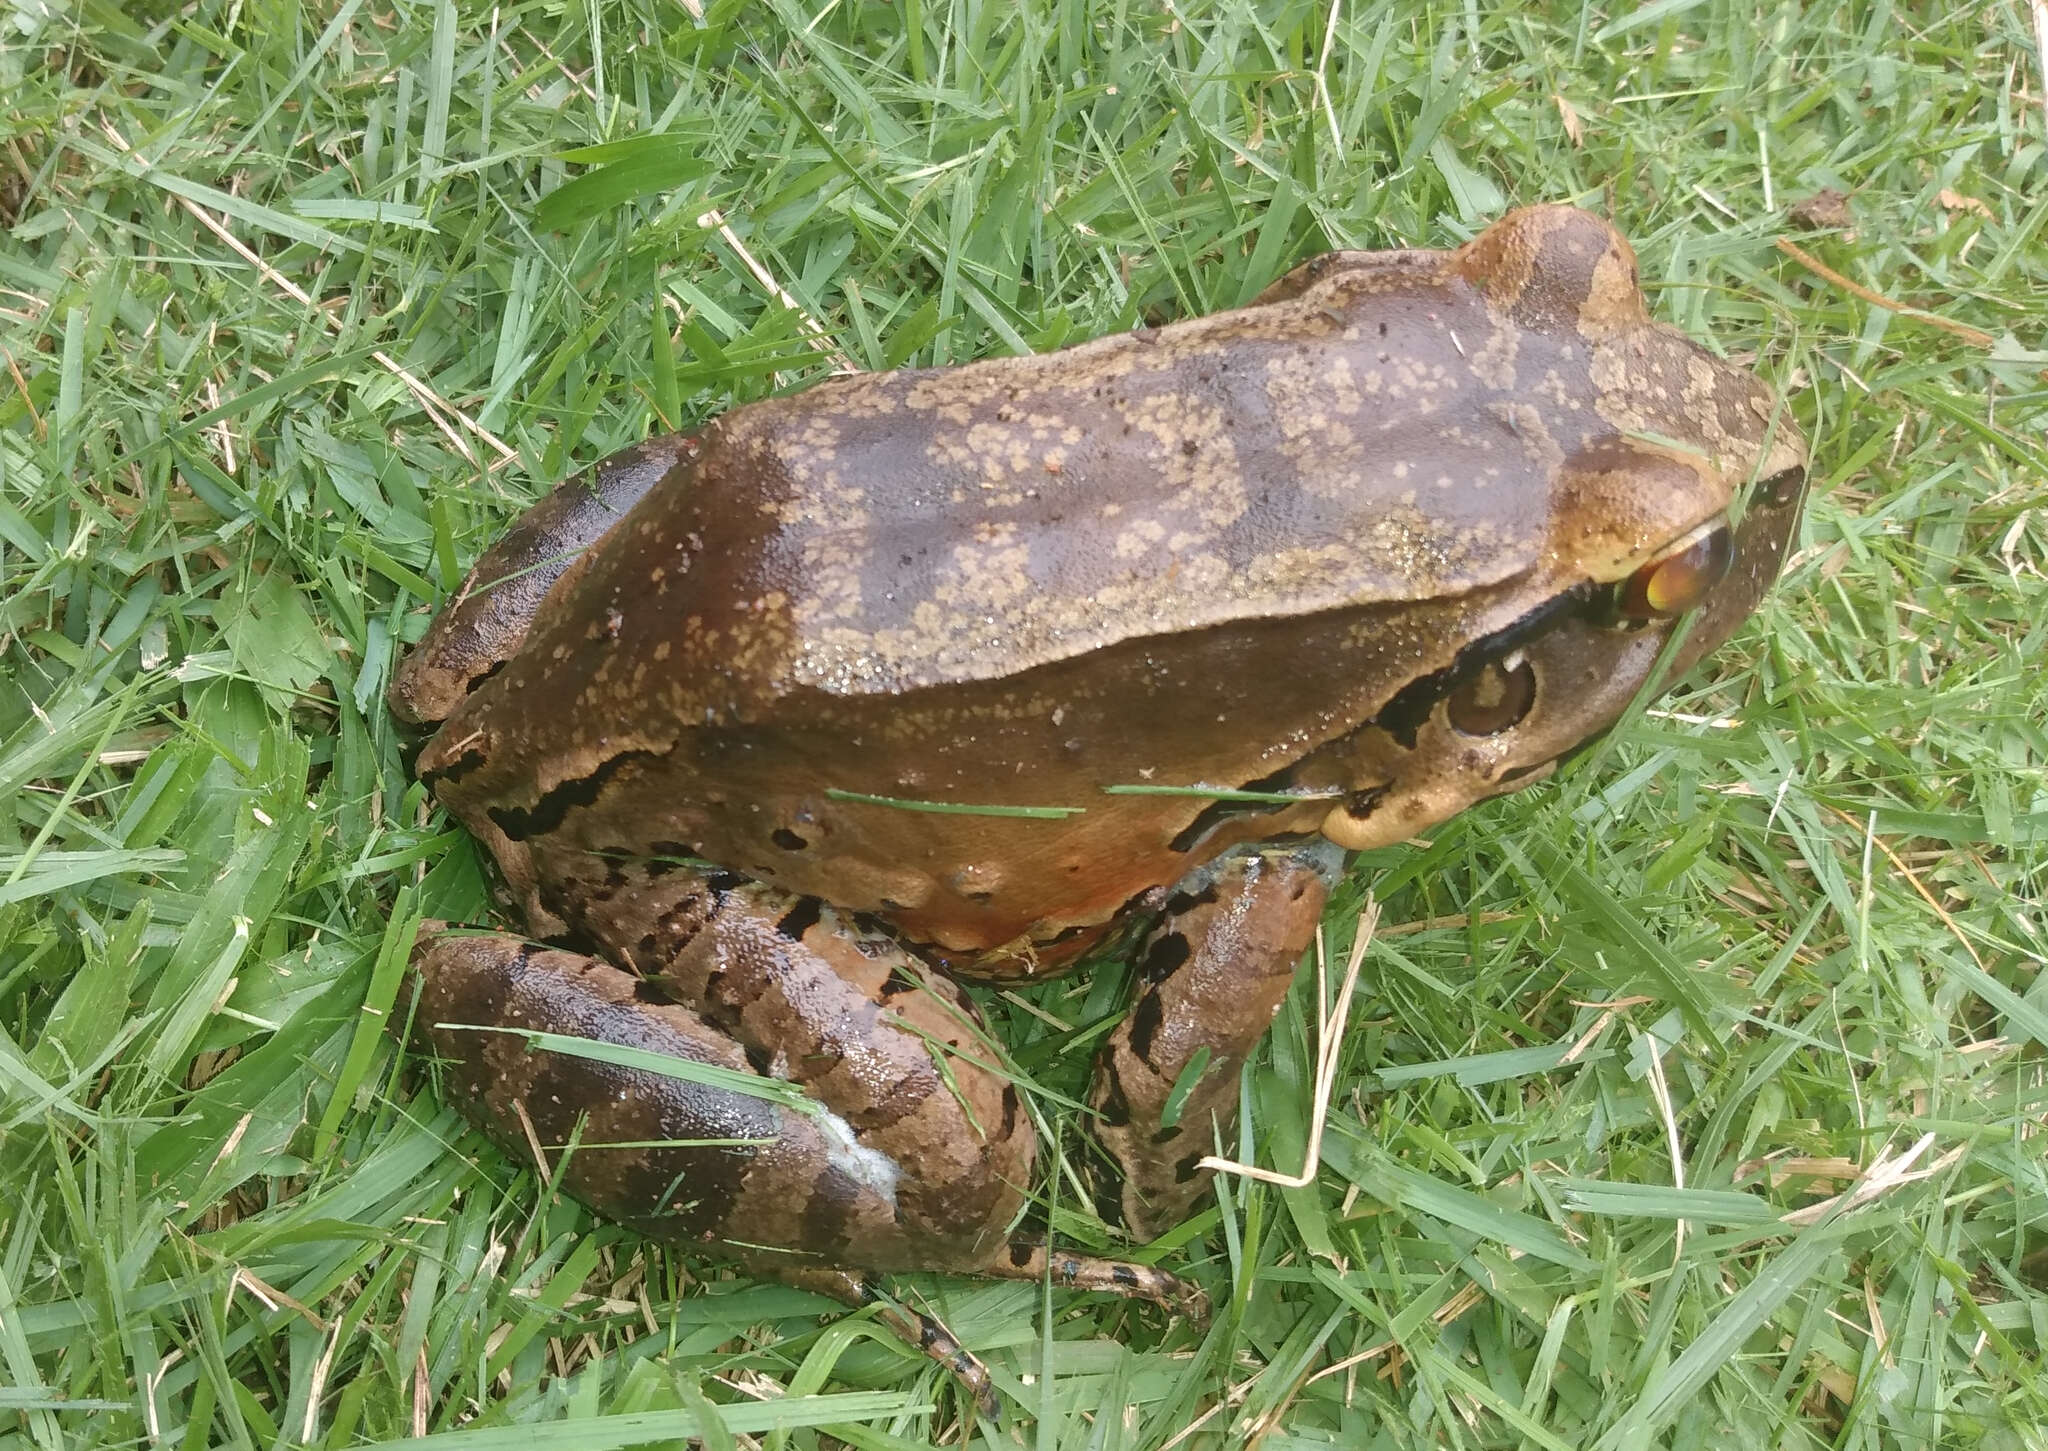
[891, 1298, 1002, 1423]
[778, 1268, 1002, 1421]
[989, 1242, 1210, 1322]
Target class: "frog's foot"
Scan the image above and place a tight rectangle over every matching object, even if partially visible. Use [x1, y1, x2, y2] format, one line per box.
[775, 1246, 1208, 1418]
[1089, 843, 1341, 1240]
[388, 433, 697, 725]
[984, 1242, 1211, 1322]
[777, 1267, 1000, 1421]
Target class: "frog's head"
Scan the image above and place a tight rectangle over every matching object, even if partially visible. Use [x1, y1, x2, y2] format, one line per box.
[1316, 206, 1807, 852]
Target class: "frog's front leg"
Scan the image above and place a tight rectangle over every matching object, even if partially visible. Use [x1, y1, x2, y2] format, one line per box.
[389, 435, 697, 725]
[1090, 842, 1344, 1240]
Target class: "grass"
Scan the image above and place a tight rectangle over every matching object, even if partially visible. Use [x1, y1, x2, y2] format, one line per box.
[2, 1, 2045, 1446]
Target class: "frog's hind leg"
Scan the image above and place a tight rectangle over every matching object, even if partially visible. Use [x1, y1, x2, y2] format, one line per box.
[1089, 842, 1343, 1240]
[393, 921, 905, 1246]
[573, 871, 1042, 1267]
[389, 434, 698, 725]
[399, 910, 1039, 1413]
[397, 910, 1037, 1269]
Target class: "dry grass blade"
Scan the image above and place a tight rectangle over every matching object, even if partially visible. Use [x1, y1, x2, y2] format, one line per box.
[1778, 1134, 1967, 1227]
[1774, 237, 1997, 348]
[697, 207, 859, 374]
[2033, 0, 2048, 136]
[1199, 900, 1378, 1189]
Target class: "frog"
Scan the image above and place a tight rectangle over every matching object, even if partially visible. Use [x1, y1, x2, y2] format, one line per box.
[386, 204, 1807, 1412]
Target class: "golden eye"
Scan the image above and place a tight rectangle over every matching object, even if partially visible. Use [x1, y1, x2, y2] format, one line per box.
[1616, 521, 1733, 620]
[1446, 655, 1536, 737]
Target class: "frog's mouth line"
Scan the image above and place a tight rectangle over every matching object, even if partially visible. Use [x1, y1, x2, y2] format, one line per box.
[1165, 763, 1306, 852]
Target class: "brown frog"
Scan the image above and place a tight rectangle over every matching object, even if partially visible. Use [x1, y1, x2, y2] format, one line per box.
[387, 205, 1806, 1410]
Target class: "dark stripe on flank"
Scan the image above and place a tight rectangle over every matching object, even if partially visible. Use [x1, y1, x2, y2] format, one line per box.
[1127, 989, 1166, 1063]
[488, 749, 661, 840]
[799, 1164, 865, 1253]
[776, 897, 823, 940]
[1139, 932, 1191, 984]
[421, 747, 487, 789]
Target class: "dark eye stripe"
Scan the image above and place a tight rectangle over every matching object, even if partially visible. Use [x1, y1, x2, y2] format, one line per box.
[1371, 585, 1592, 750]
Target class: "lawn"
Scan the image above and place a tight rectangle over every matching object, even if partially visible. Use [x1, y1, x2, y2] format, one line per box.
[3, 2, 2045, 1447]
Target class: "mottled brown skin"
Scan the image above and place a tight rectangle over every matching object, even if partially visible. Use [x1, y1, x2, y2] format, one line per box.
[401, 910, 1200, 1418]
[387, 205, 1807, 1410]
[399, 207, 1801, 965]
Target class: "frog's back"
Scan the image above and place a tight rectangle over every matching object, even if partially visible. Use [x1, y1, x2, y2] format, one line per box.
[674, 277, 1564, 699]
[543, 206, 1769, 712]
[592, 276, 1630, 712]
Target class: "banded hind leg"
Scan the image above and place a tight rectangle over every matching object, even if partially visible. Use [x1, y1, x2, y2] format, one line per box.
[397, 866, 1207, 1415]
[1089, 842, 1342, 1239]
[389, 434, 698, 725]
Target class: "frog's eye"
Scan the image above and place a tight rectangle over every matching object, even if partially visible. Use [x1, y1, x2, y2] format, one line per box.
[1446, 653, 1536, 736]
[1614, 521, 1733, 620]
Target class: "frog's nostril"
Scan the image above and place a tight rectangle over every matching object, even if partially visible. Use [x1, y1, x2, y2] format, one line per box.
[1758, 465, 1806, 510]
[771, 827, 809, 851]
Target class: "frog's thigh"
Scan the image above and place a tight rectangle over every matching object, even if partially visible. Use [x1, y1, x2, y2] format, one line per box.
[1090, 843, 1342, 1241]
[388, 435, 695, 725]
[399, 924, 910, 1249]
[565, 873, 1214, 1305]
[401, 911, 1031, 1272]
